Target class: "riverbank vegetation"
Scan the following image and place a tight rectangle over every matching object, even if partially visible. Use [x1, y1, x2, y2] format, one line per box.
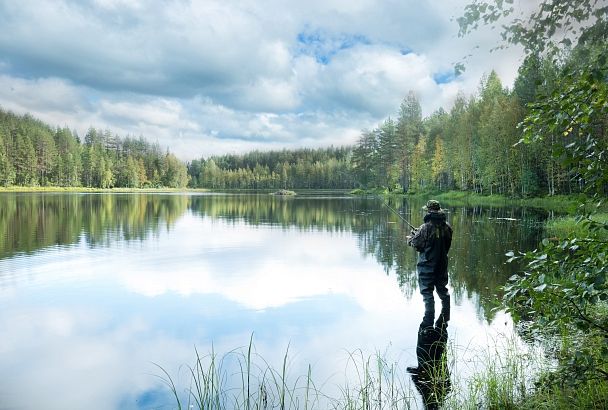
[365, 189, 590, 213]
[460, 0, 608, 408]
[158, 334, 553, 410]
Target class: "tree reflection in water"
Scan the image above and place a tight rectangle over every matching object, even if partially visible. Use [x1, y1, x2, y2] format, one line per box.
[0, 193, 545, 322]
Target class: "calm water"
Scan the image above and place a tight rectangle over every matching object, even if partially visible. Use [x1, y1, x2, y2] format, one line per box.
[0, 193, 546, 409]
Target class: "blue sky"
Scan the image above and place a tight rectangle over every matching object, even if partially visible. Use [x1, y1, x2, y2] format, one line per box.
[0, 0, 524, 160]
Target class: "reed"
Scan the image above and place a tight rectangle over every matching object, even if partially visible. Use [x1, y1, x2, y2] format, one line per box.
[157, 333, 555, 409]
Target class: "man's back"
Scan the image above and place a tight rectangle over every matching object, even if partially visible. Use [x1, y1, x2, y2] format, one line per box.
[409, 210, 452, 274]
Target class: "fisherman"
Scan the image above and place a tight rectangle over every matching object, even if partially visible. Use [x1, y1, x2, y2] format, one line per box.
[407, 200, 452, 327]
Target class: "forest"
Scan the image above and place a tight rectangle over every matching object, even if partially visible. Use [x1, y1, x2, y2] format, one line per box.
[351, 48, 605, 198]
[0, 109, 188, 188]
[186, 146, 355, 189]
[186, 27, 607, 198]
[0, 11, 606, 199]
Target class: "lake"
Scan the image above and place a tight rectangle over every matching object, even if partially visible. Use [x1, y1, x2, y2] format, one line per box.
[0, 192, 546, 409]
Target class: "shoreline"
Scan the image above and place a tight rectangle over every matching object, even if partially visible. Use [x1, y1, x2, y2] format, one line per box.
[1, 186, 603, 214]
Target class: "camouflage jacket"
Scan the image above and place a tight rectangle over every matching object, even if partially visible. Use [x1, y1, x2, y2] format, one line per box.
[407, 211, 452, 274]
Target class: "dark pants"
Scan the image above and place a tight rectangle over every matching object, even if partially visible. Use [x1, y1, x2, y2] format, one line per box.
[418, 270, 450, 326]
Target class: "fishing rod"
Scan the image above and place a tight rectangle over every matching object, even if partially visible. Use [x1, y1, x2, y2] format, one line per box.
[379, 198, 418, 232]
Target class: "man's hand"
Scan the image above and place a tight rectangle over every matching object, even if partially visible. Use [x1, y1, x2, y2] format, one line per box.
[407, 228, 418, 246]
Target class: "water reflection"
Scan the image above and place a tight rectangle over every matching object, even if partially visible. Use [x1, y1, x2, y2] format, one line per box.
[0, 193, 545, 321]
[408, 313, 451, 410]
[0, 193, 547, 408]
[0, 193, 188, 259]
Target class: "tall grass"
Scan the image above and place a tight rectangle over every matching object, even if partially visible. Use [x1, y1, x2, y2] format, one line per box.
[432, 192, 587, 213]
[156, 333, 551, 409]
[352, 189, 593, 213]
[155, 337, 323, 410]
[544, 213, 608, 239]
[444, 332, 541, 410]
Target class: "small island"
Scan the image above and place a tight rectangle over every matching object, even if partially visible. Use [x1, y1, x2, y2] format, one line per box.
[271, 189, 296, 196]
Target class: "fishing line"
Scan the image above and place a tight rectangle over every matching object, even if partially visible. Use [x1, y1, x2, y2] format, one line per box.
[378, 198, 418, 232]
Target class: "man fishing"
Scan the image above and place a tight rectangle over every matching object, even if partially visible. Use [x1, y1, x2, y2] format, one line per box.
[407, 200, 452, 327]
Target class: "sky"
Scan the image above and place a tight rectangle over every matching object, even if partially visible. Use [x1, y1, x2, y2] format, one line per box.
[0, 0, 525, 160]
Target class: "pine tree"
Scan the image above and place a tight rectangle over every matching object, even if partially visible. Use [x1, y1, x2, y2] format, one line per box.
[13, 128, 37, 186]
[396, 91, 423, 192]
[0, 128, 15, 186]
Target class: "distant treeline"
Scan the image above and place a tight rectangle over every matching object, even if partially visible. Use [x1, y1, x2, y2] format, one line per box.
[0, 109, 188, 188]
[187, 147, 356, 189]
[352, 41, 607, 197]
[2, 36, 605, 196]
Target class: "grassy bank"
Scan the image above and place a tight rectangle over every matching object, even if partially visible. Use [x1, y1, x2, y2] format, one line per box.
[544, 213, 608, 239]
[412, 191, 592, 213]
[517, 375, 608, 409]
[515, 308, 608, 409]
[351, 188, 597, 213]
[433, 192, 586, 213]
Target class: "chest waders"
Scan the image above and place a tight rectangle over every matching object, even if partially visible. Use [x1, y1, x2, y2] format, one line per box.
[419, 221, 450, 327]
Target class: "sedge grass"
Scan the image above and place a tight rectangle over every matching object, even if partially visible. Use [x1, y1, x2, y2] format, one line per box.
[155, 332, 555, 410]
[544, 213, 608, 239]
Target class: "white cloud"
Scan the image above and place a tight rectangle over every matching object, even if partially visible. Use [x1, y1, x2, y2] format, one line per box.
[0, 0, 526, 159]
[0, 75, 88, 115]
[99, 98, 194, 129]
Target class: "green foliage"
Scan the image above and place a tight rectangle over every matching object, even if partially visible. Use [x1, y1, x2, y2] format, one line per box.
[458, 0, 608, 55]
[517, 377, 608, 409]
[461, 0, 608, 391]
[503, 212, 608, 385]
[189, 146, 355, 190]
[350, 1, 607, 199]
[0, 128, 15, 186]
[522, 55, 608, 197]
[350, 52, 597, 197]
[0, 108, 188, 188]
[410, 135, 430, 191]
[13, 128, 37, 185]
[545, 213, 608, 239]
[352, 130, 379, 188]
